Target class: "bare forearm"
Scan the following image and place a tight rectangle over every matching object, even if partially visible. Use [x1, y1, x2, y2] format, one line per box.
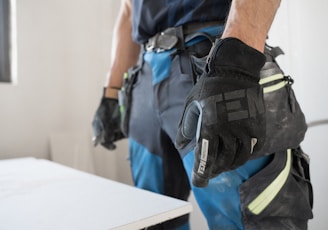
[222, 0, 281, 52]
[105, 0, 140, 98]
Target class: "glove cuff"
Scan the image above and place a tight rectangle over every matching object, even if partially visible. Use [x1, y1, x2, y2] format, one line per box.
[101, 97, 118, 106]
[207, 37, 266, 79]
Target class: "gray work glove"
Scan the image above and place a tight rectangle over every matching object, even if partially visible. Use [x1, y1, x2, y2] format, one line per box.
[92, 92, 125, 150]
[175, 38, 266, 187]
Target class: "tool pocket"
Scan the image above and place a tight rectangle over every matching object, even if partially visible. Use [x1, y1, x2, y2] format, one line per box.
[185, 33, 215, 83]
[240, 148, 313, 230]
[256, 46, 307, 155]
[119, 65, 141, 136]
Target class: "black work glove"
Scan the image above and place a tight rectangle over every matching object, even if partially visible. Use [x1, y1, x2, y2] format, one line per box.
[92, 93, 125, 150]
[175, 38, 266, 187]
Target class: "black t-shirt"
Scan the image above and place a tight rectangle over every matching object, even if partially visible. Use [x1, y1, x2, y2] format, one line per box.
[132, 0, 230, 43]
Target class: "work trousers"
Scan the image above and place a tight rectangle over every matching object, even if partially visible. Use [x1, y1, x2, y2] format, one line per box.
[124, 26, 313, 229]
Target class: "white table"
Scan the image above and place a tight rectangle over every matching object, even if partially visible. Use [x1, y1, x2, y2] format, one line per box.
[0, 158, 192, 230]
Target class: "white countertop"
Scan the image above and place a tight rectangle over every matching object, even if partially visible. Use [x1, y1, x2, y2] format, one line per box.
[0, 158, 192, 230]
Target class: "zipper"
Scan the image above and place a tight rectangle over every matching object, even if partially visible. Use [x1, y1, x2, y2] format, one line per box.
[260, 73, 296, 113]
[259, 73, 294, 93]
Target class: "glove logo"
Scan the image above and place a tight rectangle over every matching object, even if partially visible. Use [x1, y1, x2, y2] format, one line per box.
[202, 87, 264, 125]
[197, 138, 209, 175]
[225, 88, 264, 121]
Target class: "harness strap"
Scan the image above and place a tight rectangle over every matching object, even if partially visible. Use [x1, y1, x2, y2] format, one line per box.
[145, 21, 223, 52]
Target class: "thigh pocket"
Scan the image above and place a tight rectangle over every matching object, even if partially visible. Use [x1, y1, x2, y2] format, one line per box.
[240, 148, 313, 227]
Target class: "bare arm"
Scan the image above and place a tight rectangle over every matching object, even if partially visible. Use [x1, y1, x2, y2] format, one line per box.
[222, 0, 281, 52]
[105, 0, 140, 99]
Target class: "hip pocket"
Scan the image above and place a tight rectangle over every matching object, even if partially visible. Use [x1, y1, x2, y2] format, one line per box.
[256, 64, 307, 156]
[240, 148, 313, 230]
[119, 64, 141, 136]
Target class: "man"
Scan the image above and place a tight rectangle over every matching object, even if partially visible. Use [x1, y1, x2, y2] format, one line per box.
[92, 0, 313, 229]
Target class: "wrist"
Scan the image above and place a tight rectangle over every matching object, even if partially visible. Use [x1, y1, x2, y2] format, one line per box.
[104, 87, 120, 99]
[221, 31, 266, 53]
[210, 37, 266, 78]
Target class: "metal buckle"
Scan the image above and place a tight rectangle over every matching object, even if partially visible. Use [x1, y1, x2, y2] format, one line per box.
[146, 31, 178, 53]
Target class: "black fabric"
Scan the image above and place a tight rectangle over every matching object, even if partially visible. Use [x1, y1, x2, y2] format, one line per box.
[240, 148, 313, 230]
[145, 26, 184, 52]
[141, 132, 190, 230]
[176, 38, 266, 187]
[132, 0, 230, 43]
[120, 64, 141, 136]
[255, 46, 308, 156]
[92, 97, 125, 150]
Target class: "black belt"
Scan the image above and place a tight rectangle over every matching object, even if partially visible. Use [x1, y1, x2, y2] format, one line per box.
[145, 21, 224, 53]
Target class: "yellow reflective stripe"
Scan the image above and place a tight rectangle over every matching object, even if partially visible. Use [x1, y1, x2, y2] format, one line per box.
[259, 73, 287, 94]
[259, 73, 284, 85]
[248, 149, 292, 215]
[263, 81, 288, 93]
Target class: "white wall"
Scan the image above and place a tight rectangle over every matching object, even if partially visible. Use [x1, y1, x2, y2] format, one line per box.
[0, 0, 128, 180]
[0, 0, 327, 229]
[0, 0, 109, 156]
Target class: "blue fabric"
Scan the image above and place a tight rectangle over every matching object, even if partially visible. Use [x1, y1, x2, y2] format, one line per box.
[185, 25, 224, 47]
[183, 151, 272, 230]
[129, 138, 164, 194]
[144, 51, 172, 85]
[129, 138, 190, 230]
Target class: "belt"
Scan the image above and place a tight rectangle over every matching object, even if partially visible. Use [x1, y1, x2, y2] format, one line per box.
[145, 21, 224, 53]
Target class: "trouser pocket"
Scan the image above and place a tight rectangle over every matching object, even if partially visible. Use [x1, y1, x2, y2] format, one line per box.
[254, 45, 307, 156]
[240, 148, 313, 230]
[184, 34, 215, 84]
[119, 64, 141, 136]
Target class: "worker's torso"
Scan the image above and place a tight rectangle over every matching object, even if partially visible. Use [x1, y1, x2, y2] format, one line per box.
[132, 0, 230, 44]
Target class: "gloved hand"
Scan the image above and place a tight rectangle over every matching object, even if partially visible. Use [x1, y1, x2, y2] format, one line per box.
[175, 38, 266, 187]
[92, 93, 125, 150]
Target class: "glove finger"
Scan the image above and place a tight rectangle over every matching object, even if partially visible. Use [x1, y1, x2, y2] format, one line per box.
[113, 131, 126, 142]
[191, 134, 219, 187]
[92, 132, 103, 147]
[175, 128, 192, 150]
[175, 101, 201, 150]
[230, 136, 252, 169]
[210, 135, 237, 176]
[222, 135, 256, 170]
[102, 131, 119, 150]
[101, 142, 116, 150]
[92, 117, 105, 146]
